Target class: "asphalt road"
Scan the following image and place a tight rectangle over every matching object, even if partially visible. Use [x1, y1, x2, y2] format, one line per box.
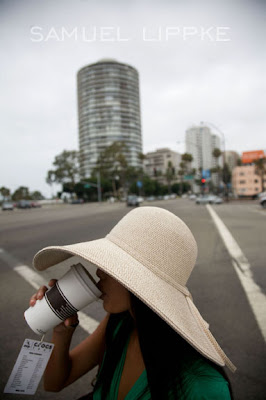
[0, 199, 266, 399]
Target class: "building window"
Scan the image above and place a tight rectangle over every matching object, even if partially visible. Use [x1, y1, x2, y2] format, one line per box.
[239, 180, 246, 184]
[239, 172, 245, 176]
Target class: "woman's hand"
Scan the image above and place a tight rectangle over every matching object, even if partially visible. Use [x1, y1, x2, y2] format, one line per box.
[29, 279, 79, 333]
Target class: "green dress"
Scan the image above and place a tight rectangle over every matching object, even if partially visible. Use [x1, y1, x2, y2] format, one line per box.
[93, 314, 231, 400]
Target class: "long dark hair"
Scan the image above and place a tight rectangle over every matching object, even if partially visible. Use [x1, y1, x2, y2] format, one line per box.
[96, 293, 234, 399]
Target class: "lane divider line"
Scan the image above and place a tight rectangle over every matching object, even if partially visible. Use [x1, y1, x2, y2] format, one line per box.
[206, 205, 266, 341]
[0, 248, 99, 334]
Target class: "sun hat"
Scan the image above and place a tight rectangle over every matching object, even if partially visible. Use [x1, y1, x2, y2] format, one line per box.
[33, 206, 236, 372]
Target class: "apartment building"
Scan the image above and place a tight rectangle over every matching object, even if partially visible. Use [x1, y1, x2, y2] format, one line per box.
[77, 59, 142, 178]
[224, 151, 239, 172]
[144, 148, 181, 183]
[232, 165, 263, 196]
[185, 124, 222, 172]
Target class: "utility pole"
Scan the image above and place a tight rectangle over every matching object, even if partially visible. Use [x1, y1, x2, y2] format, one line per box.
[97, 171, 102, 203]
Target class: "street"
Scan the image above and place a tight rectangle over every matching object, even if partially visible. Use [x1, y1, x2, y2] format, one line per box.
[0, 199, 266, 399]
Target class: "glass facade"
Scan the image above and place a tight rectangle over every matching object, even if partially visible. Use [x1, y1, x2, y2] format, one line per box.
[77, 59, 142, 178]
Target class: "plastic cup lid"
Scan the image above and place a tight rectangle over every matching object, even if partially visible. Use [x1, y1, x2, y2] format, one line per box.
[71, 263, 102, 298]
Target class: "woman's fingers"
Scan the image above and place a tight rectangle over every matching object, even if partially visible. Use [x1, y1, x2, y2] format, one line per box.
[64, 315, 79, 329]
[29, 286, 46, 306]
[52, 314, 79, 333]
[29, 280, 57, 307]
[48, 279, 57, 287]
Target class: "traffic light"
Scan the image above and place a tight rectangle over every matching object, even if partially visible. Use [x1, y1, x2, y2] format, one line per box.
[201, 178, 206, 184]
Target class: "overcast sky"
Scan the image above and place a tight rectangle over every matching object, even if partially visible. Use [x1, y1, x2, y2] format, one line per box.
[1, 0, 265, 198]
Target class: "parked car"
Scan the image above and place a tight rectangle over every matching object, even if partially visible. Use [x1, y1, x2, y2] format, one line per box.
[137, 196, 144, 204]
[195, 195, 223, 205]
[146, 196, 156, 201]
[195, 195, 211, 205]
[189, 194, 197, 200]
[70, 199, 84, 204]
[2, 202, 14, 211]
[259, 194, 266, 208]
[17, 200, 32, 209]
[31, 201, 42, 208]
[127, 195, 139, 207]
[212, 196, 223, 204]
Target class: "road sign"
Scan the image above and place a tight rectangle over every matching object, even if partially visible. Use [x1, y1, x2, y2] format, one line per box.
[202, 169, 211, 179]
[137, 181, 143, 188]
[184, 175, 194, 181]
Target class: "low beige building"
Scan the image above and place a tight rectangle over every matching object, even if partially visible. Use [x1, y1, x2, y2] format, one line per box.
[144, 148, 181, 182]
[232, 165, 263, 196]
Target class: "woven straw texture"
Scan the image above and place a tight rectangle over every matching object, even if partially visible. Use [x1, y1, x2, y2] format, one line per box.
[33, 206, 235, 372]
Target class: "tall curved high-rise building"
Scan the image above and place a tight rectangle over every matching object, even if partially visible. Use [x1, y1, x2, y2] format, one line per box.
[77, 59, 142, 178]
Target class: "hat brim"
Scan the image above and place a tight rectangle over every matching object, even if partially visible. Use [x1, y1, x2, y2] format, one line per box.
[34, 238, 227, 368]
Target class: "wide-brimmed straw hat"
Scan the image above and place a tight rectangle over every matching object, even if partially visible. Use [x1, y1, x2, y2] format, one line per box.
[33, 206, 236, 372]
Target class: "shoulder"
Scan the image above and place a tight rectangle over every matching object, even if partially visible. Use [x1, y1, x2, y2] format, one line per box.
[179, 356, 231, 400]
[106, 311, 132, 343]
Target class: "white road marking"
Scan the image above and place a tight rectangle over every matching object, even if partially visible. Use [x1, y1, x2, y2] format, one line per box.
[14, 265, 46, 290]
[0, 248, 99, 334]
[206, 205, 266, 341]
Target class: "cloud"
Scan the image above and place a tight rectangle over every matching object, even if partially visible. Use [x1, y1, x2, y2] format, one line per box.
[0, 0, 265, 197]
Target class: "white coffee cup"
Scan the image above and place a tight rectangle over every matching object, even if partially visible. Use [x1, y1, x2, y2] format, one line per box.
[24, 263, 102, 335]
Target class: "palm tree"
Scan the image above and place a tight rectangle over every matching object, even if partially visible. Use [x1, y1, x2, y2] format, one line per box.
[212, 148, 222, 172]
[254, 157, 266, 192]
[165, 161, 176, 194]
[180, 153, 193, 193]
[212, 148, 222, 192]
[0, 186, 10, 200]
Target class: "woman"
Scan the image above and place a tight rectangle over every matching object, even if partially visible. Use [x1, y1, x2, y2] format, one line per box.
[31, 207, 236, 399]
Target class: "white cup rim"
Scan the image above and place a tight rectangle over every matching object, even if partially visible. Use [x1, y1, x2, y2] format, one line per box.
[71, 264, 102, 298]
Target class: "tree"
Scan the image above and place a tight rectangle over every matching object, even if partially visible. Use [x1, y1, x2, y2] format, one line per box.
[165, 161, 176, 194]
[31, 191, 44, 200]
[12, 186, 30, 201]
[212, 148, 223, 191]
[254, 157, 266, 192]
[222, 163, 231, 186]
[178, 162, 186, 195]
[93, 141, 129, 198]
[212, 148, 222, 159]
[0, 186, 10, 200]
[177, 154, 193, 195]
[138, 152, 146, 163]
[182, 153, 193, 166]
[73, 177, 112, 202]
[46, 150, 80, 193]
